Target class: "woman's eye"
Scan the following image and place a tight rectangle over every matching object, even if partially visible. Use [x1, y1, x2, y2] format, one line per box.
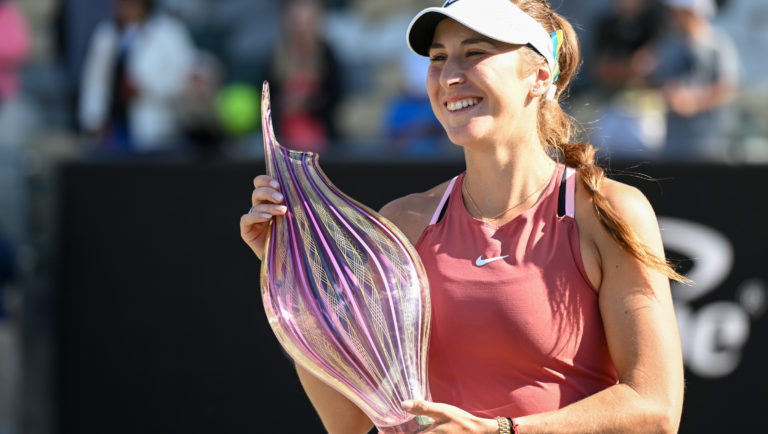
[429, 54, 447, 62]
[467, 50, 485, 57]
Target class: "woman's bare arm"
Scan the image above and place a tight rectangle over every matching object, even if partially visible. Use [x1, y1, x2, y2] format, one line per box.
[295, 364, 374, 434]
[513, 180, 684, 433]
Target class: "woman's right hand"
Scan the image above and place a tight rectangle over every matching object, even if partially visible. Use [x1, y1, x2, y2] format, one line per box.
[240, 175, 287, 260]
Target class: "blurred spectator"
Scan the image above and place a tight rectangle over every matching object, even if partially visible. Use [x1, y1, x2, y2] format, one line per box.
[177, 51, 226, 153]
[79, 0, 196, 153]
[0, 0, 29, 106]
[590, 0, 667, 158]
[163, 0, 280, 84]
[383, 52, 445, 158]
[0, 223, 15, 323]
[0, 0, 31, 153]
[266, 0, 342, 153]
[593, 0, 663, 91]
[649, 0, 740, 161]
[0, 222, 18, 434]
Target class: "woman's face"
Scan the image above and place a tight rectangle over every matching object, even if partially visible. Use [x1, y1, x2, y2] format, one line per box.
[426, 18, 538, 148]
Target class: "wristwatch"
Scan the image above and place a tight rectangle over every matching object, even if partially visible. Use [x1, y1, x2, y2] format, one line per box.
[495, 416, 511, 434]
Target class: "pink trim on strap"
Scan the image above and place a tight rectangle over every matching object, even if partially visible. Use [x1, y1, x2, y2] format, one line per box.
[430, 176, 458, 225]
[565, 167, 576, 218]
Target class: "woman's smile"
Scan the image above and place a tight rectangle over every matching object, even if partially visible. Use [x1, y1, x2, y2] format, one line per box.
[446, 97, 483, 112]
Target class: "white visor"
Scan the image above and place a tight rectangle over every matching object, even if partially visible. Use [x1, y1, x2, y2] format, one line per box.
[407, 0, 556, 72]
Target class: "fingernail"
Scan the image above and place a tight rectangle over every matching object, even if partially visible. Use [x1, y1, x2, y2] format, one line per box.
[276, 205, 287, 213]
[270, 180, 279, 188]
[272, 192, 283, 201]
[401, 400, 414, 411]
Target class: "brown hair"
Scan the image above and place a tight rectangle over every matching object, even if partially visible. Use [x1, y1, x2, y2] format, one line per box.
[512, 0, 687, 283]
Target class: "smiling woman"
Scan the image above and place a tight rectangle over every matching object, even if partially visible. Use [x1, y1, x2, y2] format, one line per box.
[240, 0, 686, 433]
[425, 21, 544, 154]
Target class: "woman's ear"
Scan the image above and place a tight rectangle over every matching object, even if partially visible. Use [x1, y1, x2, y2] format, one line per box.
[529, 63, 553, 98]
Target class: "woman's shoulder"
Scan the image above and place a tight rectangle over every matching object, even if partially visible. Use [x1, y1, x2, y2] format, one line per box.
[379, 178, 455, 245]
[573, 173, 664, 290]
[597, 177, 655, 222]
[575, 174, 660, 250]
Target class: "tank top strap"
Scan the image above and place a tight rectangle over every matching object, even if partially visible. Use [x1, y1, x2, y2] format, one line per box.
[429, 176, 458, 225]
[556, 166, 577, 218]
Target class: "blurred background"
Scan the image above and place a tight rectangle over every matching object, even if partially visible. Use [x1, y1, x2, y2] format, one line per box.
[1, 0, 767, 433]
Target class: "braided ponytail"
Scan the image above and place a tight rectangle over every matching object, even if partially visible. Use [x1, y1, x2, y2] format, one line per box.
[513, 0, 687, 283]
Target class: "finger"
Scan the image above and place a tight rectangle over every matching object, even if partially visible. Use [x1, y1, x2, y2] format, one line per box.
[252, 187, 284, 206]
[253, 175, 281, 190]
[240, 212, 270, 231]
[400, 400, 449, 420]
[246, 204, 287, 220]
[240, 209, 282, 233]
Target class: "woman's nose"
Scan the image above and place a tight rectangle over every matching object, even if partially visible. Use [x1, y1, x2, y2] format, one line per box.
[442, 59, 465, 87]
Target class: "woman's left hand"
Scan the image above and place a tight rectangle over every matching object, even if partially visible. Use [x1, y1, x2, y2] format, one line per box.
[401, 400, 498, 433]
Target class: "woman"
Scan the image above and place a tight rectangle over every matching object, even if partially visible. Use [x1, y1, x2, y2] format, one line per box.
[79, 0, 196, 151]
[241, 0, 685, 432]
[650, 0, 739, 161]
[266, 0, 343, 153]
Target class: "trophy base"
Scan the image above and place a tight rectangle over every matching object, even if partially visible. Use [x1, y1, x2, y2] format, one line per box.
[377, 416, 433, 434]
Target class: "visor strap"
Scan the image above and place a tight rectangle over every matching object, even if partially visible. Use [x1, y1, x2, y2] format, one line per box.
[550, 29, 563, 82]
[546, 85, 557, 100]
[545, 29, 563, 100]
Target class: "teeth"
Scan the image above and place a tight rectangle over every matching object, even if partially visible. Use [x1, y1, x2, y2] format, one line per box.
[447, 98, 480, 112]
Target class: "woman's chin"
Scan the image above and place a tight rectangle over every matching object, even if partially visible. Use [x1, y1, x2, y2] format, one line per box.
[445, 129, 488, 148]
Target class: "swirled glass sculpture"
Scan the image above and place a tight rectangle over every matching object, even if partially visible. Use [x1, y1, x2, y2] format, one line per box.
[259, 82, 432, 433]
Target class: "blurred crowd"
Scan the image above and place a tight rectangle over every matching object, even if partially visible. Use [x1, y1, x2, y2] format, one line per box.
[0, 0, 767, 432]
[0, 0, 765, 162]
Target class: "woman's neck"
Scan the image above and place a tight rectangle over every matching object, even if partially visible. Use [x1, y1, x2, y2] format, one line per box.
[462, 140, 556, 223]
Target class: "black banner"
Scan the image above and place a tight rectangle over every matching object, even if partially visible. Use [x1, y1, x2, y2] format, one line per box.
[55, 161, 767, 433]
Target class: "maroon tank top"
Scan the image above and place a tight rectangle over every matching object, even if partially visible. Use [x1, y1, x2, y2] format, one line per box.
[415, 164, 618, 418]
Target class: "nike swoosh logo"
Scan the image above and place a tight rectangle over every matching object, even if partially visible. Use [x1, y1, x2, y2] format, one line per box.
[475, 255, 509, 267]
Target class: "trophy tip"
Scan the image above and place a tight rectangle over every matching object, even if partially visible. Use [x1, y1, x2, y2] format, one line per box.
[261, 81, 277, 166]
